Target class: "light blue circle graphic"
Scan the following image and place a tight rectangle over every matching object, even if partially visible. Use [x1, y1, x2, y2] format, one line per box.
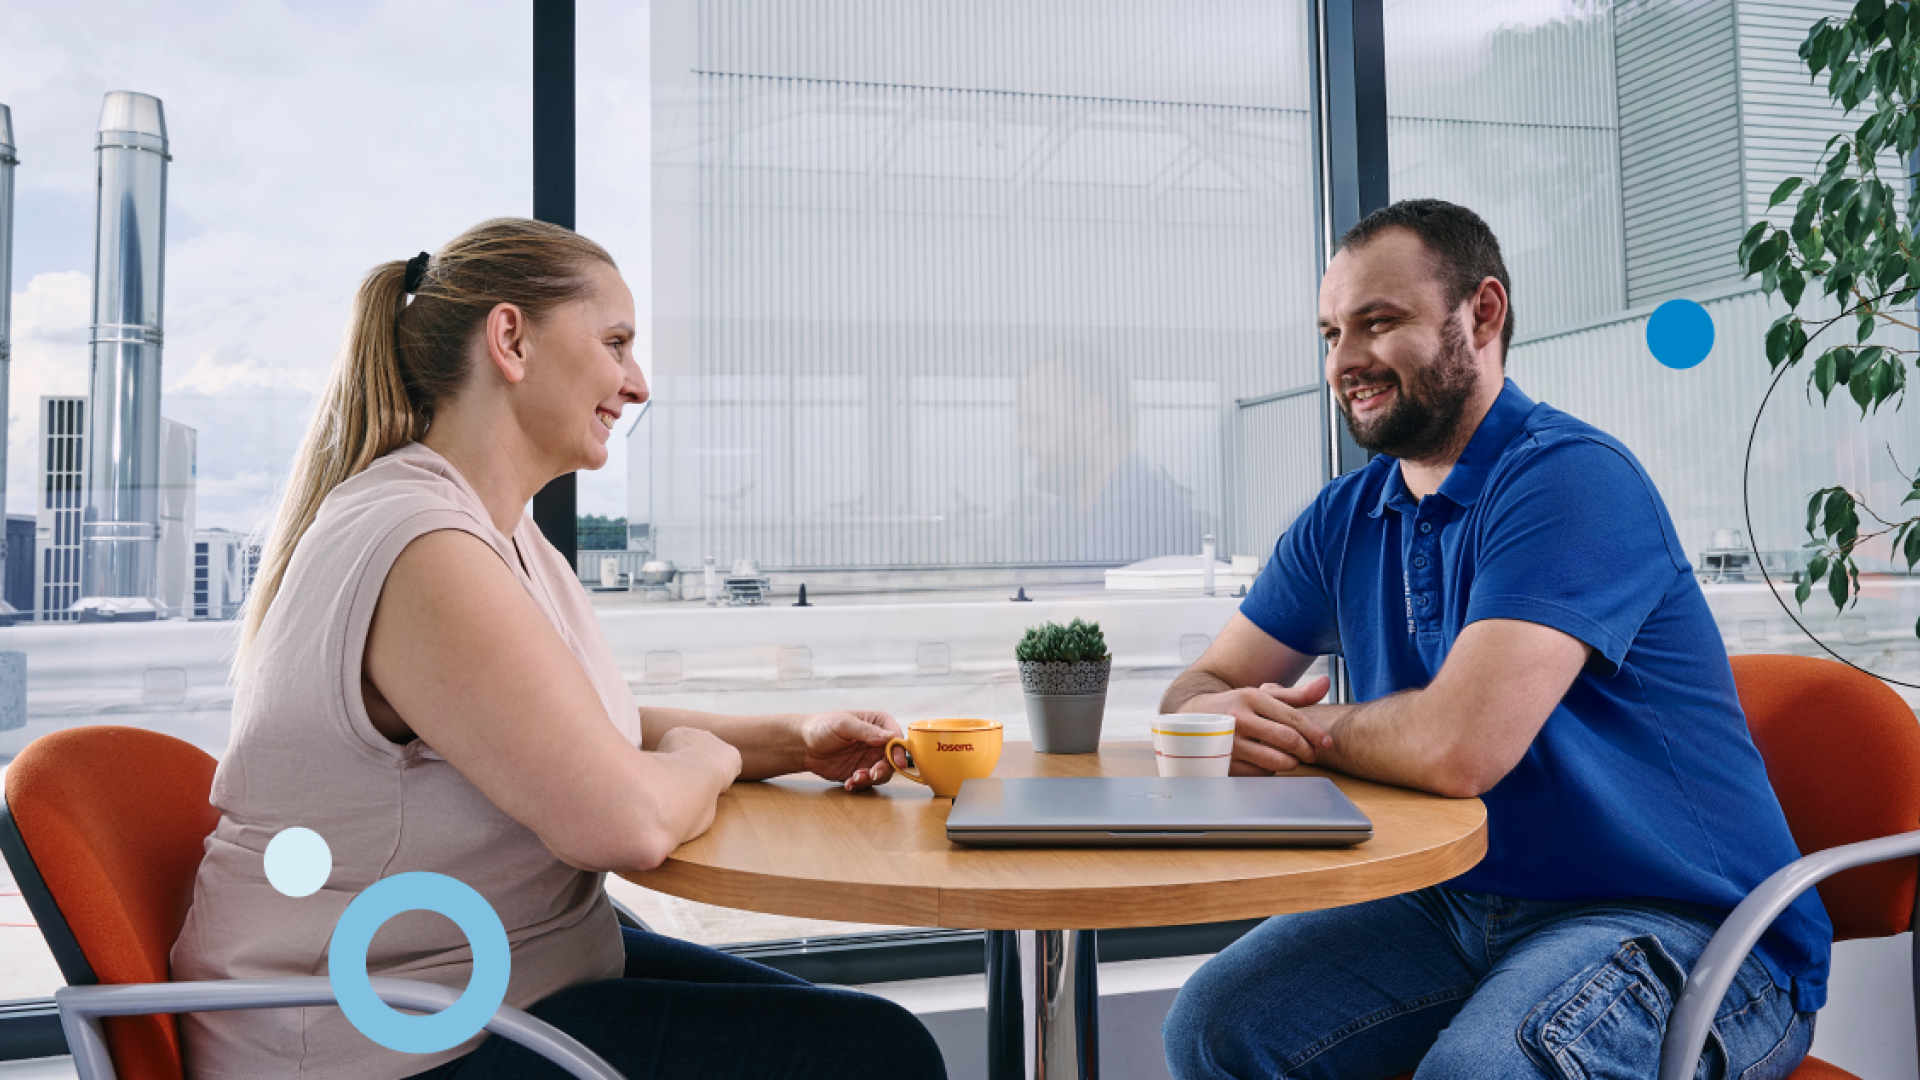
[327, 873, 510, 1054]
[1646, 298, 1715, 369]
[264, 827, 332, 898]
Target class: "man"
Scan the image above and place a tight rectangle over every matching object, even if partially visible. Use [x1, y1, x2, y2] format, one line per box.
[1159, 200, 1827, 1080]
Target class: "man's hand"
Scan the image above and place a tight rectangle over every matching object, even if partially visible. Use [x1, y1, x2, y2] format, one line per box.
[796, 710, 903, 791]
[1178, 675, 1333, 775]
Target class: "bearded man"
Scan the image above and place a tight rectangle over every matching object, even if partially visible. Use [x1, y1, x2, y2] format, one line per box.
[1158, 200, 1828, 1080]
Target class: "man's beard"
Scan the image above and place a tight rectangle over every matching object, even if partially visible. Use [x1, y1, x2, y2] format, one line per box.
[1336, 317, 1481, 462]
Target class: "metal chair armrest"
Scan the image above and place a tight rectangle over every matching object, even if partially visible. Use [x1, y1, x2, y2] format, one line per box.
[54, 976, 625, 1080]
[1657, 828, 1920, 1080]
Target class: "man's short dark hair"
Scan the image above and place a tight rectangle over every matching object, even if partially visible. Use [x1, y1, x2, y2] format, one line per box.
[1337, 199, 1515, 359]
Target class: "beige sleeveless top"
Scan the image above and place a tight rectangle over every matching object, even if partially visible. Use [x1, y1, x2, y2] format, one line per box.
[171, 443, 637, 1080]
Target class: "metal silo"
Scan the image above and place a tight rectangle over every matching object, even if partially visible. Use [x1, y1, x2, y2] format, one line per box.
[77, 92, 169, 619]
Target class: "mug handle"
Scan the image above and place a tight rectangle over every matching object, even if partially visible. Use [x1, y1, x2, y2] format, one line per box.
[885, 738, 927, 786]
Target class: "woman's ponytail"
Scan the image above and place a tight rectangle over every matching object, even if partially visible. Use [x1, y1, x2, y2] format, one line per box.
[240, 260, 418, 653]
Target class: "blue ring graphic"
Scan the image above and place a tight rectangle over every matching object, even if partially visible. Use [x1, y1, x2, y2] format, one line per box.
[327, 873, 511, 1053]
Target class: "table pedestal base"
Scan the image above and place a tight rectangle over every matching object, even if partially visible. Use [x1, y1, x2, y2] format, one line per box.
[986, 929, 1099, 1080]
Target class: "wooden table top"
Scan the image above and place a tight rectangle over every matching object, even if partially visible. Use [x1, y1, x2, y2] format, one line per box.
[621, 742, 1487, 930]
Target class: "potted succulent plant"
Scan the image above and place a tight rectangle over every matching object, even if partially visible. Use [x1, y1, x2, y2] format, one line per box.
[1016, 618, 1112, 753]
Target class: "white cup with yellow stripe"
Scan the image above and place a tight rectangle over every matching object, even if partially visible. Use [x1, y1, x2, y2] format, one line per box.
[1151, 714, 1237, 777]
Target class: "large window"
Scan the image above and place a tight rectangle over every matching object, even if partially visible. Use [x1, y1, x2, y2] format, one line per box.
[0, 0, 533, 1005]
[1384, 0, 1920, 697]
[573, 0, 1329, 943]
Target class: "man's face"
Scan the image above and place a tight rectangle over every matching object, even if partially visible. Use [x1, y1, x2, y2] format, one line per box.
[1318, 228, 1483, 462]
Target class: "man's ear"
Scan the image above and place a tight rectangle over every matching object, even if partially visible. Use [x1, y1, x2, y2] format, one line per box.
[483, 302, 530, 385]
[1468, 277, 1507, 353]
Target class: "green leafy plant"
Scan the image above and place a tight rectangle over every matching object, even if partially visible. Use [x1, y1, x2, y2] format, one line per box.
[1737, 0, 1920, 634]
[1015, 618, 1110, 663]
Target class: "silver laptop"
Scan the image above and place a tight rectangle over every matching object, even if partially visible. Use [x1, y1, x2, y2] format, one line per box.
[944, 777, 1373, 848]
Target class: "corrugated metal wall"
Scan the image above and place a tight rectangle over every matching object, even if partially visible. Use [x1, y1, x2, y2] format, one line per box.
[1234, 389, 1323, 564]
[1739, 0, 1906, 233]
[652, 0, 1320, 571]
[1616, 0, 1745, 307]
[1514, 289, 1920, 572]
[1385, 0, 1626, 336]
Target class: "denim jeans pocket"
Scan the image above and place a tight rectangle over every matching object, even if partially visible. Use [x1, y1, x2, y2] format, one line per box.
[1520, 934, 1726, 1080]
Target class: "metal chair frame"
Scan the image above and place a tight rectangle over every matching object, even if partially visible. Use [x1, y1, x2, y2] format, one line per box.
[1657, 829, 1920, 1080]
[0, 765, 630, 1080]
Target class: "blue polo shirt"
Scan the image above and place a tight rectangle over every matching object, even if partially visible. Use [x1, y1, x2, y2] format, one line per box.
[1242, 379, 1831, 1012]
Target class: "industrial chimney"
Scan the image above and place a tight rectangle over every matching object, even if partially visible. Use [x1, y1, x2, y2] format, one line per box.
[76, 92, 169, 620]
[0, 104, 14, 606]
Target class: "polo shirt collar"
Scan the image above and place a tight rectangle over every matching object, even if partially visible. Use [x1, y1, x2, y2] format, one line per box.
[1365, 377, 1535, 518]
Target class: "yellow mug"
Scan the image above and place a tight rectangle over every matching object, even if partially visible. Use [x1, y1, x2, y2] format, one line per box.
[885, 719, 1004, 798]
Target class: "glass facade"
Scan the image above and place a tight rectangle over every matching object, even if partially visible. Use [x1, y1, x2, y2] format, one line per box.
[1385, 0, 1920, 694]
[0, 0, 533, 1004]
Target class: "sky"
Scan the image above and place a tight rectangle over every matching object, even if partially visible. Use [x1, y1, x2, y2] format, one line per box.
[1, 0, 650, 532]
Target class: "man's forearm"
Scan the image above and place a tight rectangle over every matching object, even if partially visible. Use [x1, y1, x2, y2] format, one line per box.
[1160, 667, 1234, 715]
[639, 707, 805, 780]
[1290, 691, 1443, 787]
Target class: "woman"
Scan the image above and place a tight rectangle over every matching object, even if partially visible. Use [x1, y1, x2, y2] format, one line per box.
[171, 219, 947, 1080]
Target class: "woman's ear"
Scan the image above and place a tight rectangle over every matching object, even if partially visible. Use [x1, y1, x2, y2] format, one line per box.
[483, 302, 531, 385]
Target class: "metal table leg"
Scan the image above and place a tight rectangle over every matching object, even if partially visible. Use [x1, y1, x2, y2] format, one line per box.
[986, 929, 1099, 1080]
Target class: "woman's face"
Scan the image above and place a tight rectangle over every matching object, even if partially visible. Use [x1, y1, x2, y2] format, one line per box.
[521, 262, 647, 474]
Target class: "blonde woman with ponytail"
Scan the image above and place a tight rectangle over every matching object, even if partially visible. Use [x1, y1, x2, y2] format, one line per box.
[170, 219, 947, 1080]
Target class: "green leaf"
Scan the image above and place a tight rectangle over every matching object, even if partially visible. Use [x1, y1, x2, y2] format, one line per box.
[1789, 320, 1811, 363]
[1872, 356, 1895, 410]
[1860, 0, 1887, 28]
[1888, 2, 1909, 46]
[1859, 308, 1879, 342]
[1751, 232, 1791, 275]
[1809, 553, 1831, 584]
[1808, 489, 1829, 537]
[1815, 352, 1839, 401]
[1769, 176, 1805, 210]
[1782, 264, 1807, 308]
[1826, 177, 1859, 215]
[1740, 221, 1771, 268]
[1767, 318, 1794, 367]
[1797, 578, 1814, 608]
[1906, 523, 1920, 567]
[1830, 553, 1852, 609]
[1852, 361, 1879, 413]
[1801, 225, 1826, 262]
[1834, 346, 1858, 383]
[1825, 488, 1853, 533]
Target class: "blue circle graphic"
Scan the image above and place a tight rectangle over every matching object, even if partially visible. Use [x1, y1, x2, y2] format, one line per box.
[1646, 298, 1715, 369]
[264, 827, 332, 898]
[327, 873, 510, 1054]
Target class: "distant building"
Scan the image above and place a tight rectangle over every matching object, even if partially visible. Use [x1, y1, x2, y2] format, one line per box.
[5, 515, 32, 614]
[156, 419, 197, 615]
[192, 528, 258, 621]
[35, 397, 198, 621]
[35, 396, 84, 622]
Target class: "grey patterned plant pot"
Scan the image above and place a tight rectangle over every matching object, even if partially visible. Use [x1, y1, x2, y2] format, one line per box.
[1019, 660, 1110, 753]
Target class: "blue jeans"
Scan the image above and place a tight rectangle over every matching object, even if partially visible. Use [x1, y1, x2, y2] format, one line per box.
[1163, 888, 1813, 1080]
[405, 927, 946, 1080]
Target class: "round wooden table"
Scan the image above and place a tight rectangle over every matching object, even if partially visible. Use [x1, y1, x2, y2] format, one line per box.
[623, 743, 1486, 1079]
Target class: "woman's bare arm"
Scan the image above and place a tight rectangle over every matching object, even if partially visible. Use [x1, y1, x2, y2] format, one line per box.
[363, 529, 742, 873]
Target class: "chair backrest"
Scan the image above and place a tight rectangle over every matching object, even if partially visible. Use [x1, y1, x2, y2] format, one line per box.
[1730, 654, 1920, 941]
[0, 726, 220, 1080]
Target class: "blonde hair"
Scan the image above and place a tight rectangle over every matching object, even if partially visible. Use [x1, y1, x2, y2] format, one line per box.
[241, 217, 615, 653]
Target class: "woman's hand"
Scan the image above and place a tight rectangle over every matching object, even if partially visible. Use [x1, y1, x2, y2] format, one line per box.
[796, 710, 904, 791]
